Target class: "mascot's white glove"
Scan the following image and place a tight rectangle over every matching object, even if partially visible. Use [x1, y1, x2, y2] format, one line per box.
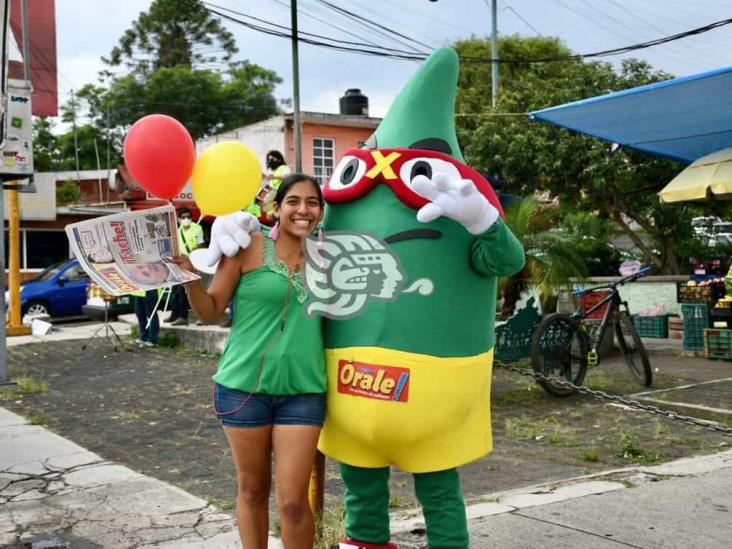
[204, 211, 261, 267]
[412, 173, 499, 235]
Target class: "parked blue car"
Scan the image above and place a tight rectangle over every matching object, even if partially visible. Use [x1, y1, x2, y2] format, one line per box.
[9, 259, 90, 317]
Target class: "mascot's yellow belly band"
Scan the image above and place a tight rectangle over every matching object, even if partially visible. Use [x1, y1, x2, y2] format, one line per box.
[318, 346, 494, 473]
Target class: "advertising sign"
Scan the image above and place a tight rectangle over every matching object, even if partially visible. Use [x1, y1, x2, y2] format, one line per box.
[1, 78, 33, 179]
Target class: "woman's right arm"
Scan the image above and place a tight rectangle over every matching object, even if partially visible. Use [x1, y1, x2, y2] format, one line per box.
[173, 249, 244, 323]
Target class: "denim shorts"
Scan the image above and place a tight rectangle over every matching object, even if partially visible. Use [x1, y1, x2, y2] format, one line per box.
[213, 383, 326, 428]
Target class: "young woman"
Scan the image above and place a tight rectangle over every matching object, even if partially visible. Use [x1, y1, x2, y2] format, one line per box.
[174, 174, 326, 549]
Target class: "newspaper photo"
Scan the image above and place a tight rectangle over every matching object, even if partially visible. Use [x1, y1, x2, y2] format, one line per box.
[65, 205, 200, 296]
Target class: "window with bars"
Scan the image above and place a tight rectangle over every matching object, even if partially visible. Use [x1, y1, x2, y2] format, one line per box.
[313, 137, 335, 185]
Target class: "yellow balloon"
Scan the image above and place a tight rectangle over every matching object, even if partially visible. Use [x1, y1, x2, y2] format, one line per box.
[192, 141, 261, 216]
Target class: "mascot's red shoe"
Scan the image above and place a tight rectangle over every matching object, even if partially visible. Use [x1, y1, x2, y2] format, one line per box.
[339, 540, 398, 549]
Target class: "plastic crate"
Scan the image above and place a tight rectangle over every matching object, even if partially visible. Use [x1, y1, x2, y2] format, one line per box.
[580, 291, 611, 320]
[682, 303, 709, 351]
[704, 329, 732, 360]
[632, 315, 668, 338]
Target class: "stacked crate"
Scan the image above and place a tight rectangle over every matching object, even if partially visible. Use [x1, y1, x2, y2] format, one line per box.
[668, 316, 683, 340]
[632, 315, 668, 338]
[703, 329, 732, 360]
[681, 303, 709, 351]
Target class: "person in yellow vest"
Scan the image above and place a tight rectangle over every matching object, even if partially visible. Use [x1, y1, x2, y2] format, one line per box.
[259, 150, 291, 222]
[166, 207, 204, 326]
[132, 289, 159, 347]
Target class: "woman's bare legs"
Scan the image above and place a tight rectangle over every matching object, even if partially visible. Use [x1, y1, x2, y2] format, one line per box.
[272, 425, 322, 549]
[223, 425, 273, 549]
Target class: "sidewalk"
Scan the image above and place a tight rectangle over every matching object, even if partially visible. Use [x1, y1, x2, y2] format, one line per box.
[0, 406, 273, 548]
[3, 402, 731, 548]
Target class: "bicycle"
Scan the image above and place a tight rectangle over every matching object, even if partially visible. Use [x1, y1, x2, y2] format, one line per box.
[530, 266, 653, 397]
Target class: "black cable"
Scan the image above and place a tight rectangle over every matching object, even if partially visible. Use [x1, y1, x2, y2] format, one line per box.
[207, 5, 732, 64]
[312, 0, 432, 54]
[203, 1, 416, 54]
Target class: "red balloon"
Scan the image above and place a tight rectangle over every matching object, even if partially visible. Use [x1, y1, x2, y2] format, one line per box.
[123, 115, 195, 199]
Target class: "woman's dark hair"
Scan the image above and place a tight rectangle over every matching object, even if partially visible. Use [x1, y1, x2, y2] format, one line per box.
[274, 173, 324, 207]
[177, 206, 192, 217]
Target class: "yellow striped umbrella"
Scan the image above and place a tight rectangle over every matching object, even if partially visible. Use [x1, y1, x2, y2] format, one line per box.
[660, 147, 732, 203]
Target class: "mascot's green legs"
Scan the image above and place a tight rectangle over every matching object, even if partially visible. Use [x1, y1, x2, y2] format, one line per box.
[341, 464, 469, 548]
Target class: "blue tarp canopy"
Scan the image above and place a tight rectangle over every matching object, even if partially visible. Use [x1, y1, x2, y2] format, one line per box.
[530, 66, 732, 165]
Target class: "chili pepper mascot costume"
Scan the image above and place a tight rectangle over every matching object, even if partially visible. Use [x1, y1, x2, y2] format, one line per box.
[206, 47, 524, 548]
[317, 47, 524, 549]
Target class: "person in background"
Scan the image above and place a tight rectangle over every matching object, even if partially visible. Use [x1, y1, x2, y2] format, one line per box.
[173, 174, 326, 549]
[132, 289, 159, 347]
[259, 150, 291, 223]
[166, 207, 204, 326]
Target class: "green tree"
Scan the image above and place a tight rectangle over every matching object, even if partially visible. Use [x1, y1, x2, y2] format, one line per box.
[56, 0, 282, 152]
[103, 0, 237, 74]
[70, 63, 281, 140]
[501, 197, 587, 316]
[454, 36, 715, 274]
[32, 117, 60, 171]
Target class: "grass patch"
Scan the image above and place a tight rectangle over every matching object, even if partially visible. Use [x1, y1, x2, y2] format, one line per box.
[494, 387, 540, 406]
[580, 448, 599, 462]
[15, 376, 48, 393]
[1, 376, 49, 400]
[389, 494, 404, 508]
[117, 411, 141, 421]
[504, 416, 543, 440]
[28, 415, 48, 426]
[616, 432, 660, 464]
[504, 416, 577, 446]
[157, 331, 180, 348]
[546, 429, 578, 447]
[206, 496, 235, 511]
[315, 504, 345, 549]
[585, 374, 612, 391]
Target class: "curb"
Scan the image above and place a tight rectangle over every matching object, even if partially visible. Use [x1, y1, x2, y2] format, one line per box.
[390, 448, 732, 534]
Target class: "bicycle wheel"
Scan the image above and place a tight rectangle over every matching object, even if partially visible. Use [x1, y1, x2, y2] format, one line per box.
[614, 311, 653, 387]
[531, 313, 588, 397]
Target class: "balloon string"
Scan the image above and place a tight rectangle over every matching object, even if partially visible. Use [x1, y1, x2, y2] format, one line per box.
[146, 288, 167, 330]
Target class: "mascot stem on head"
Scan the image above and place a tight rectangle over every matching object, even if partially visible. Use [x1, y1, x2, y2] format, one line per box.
[318, 47, 525, 549]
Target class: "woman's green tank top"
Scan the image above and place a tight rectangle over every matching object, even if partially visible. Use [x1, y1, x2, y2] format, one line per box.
[212, 236, 325, 395]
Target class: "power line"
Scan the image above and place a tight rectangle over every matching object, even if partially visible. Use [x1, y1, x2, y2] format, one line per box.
[313, 0, 433, 54]
[203, 1, 416, 54]
[206, 5, 732, 65]
[502, 6, 543, 37]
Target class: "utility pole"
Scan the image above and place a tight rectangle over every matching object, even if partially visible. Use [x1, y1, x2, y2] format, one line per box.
[491, 0, 499, 108]
[290, 0, 302, 172]
[5, 0, 31, 338]
[106, 100, 111, 200]
[70, 89, 80, 186]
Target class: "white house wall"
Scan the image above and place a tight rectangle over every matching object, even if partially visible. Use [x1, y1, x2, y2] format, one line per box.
[195, 116, 285, 172]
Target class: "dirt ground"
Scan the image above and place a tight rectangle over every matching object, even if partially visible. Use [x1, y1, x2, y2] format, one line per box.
[3, 337, 731, 519]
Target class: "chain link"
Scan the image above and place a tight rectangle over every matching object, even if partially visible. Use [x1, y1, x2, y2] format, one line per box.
[495, 360, 732, 437]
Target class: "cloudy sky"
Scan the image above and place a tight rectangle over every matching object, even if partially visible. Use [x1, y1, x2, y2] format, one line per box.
[54, 0, 732, 120]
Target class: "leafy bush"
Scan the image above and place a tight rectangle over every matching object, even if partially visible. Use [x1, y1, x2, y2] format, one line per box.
[56, 180, 80, 204]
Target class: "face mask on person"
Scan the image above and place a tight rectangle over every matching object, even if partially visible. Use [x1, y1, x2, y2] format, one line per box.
[180, 218, 192, 227]
[267, 157, 280, 170]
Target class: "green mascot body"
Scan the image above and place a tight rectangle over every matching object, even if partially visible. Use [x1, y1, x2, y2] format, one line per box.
[316, 48, 525, 548]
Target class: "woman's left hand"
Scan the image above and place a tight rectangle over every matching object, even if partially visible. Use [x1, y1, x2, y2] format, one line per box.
[172, 255, 197, 274]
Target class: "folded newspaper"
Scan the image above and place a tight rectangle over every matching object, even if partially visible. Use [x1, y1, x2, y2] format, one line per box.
[65, 205, 200, 296]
